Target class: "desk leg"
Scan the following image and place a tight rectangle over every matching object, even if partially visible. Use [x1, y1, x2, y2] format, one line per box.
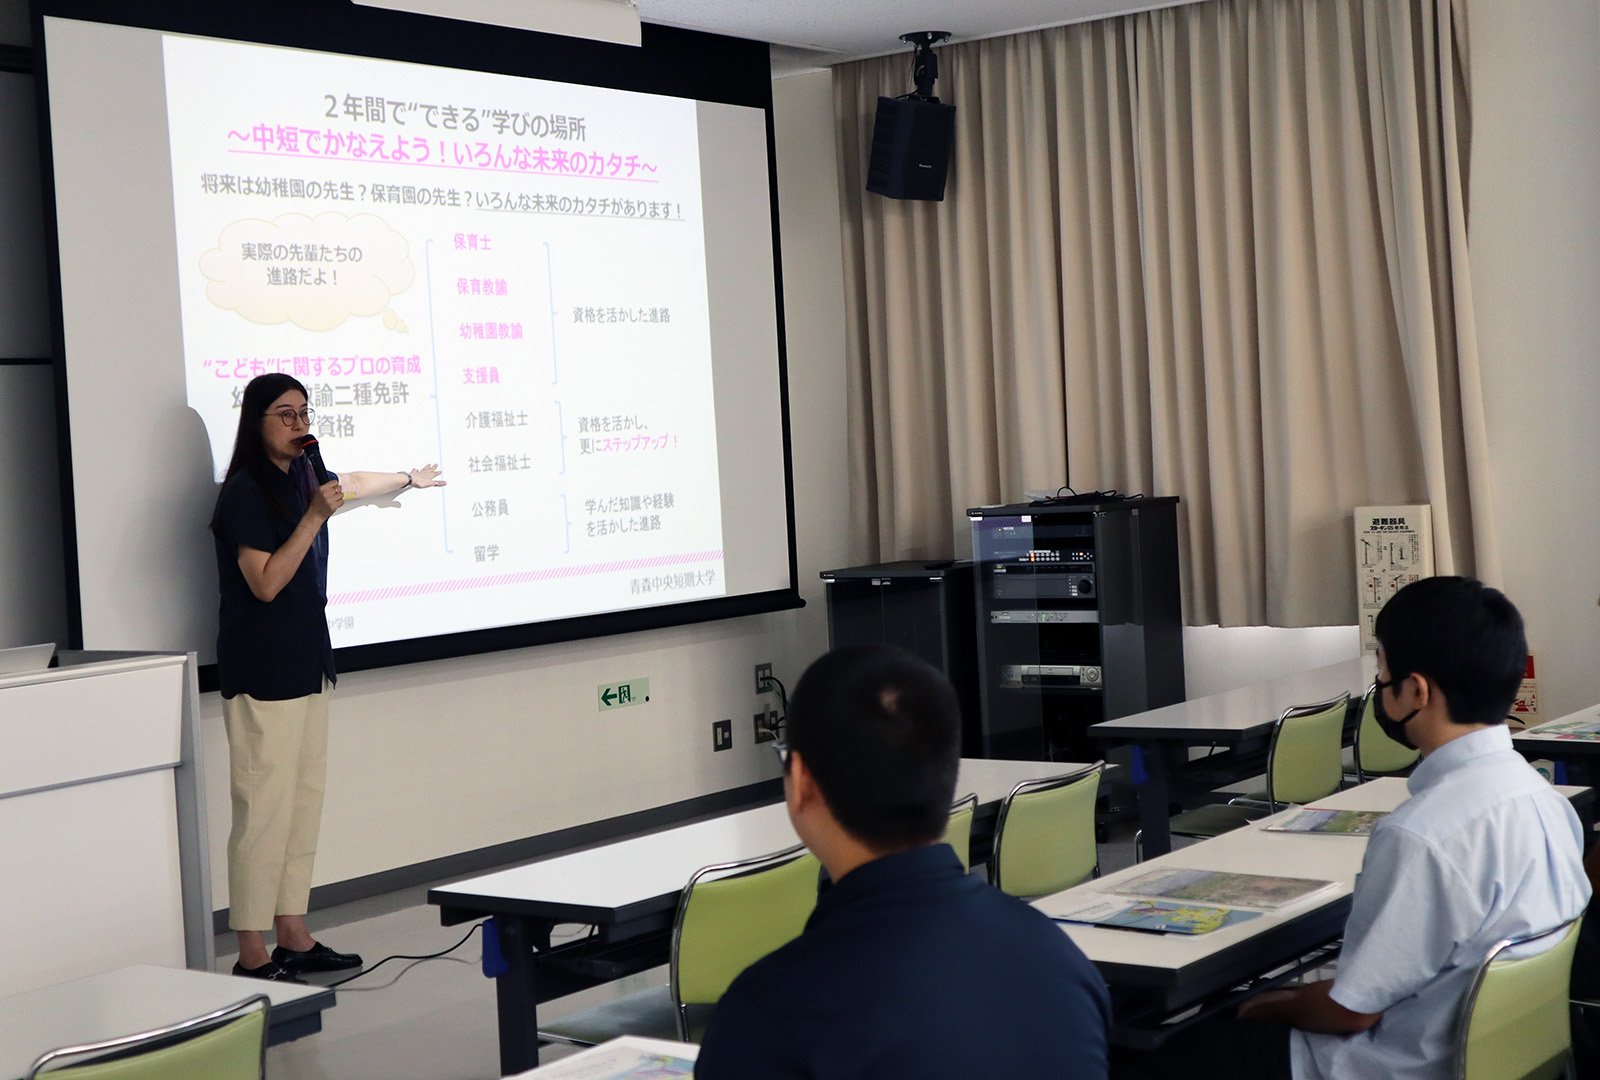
[494, 916, 542, 1075]
[1137, 742, 1179, 859]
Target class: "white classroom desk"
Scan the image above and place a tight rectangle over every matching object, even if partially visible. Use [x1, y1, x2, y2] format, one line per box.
[0, 964, 334, 1080]
[1513, 704, 1600, 772]
[1089, 656, 1376, 857]
[1035, 776, 1591, 1046]
[432, 757, 1094, 1075]
[433, 757, 1093, 924]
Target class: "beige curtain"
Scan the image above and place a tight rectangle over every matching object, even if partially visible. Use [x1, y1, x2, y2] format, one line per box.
[836, 0, 1496, 626]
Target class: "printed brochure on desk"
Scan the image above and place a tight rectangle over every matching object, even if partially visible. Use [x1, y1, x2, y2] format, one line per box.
[1054, 897, 1261, 935]
[1264, 808, 1387, 835]
[1106, 868, 1336, 910]
[530, 1035, 697, 1079]
[1528, 713, 1600, 741]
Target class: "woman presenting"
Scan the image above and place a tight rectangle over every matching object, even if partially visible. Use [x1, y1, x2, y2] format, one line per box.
[209, 373, 444, 981]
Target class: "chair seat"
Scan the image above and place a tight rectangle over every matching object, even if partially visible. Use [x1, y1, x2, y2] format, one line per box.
[539, 986, 682, 1048]
[1168, 801, 1269, 839]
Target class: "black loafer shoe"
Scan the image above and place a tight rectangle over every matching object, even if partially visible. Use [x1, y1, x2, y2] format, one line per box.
[231, 960, 307, 984]
[272, 941, 364, 973]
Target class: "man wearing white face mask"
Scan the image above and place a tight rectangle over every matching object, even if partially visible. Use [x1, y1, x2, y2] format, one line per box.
[1230, 575, 1591, 1079]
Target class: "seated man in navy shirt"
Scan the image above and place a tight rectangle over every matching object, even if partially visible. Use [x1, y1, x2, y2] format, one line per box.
[695, 645, 1111, 1079]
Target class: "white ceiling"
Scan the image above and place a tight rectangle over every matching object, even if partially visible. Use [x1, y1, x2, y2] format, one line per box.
[636, 0, 1205, 73]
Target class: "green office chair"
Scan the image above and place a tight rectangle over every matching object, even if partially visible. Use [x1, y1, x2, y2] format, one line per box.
[991, 763, 1103, 899]
[1160, 693, 1350, 846]
[539, 843, 821, 1046]
[945, 793, 979, 872]
[1456, 918, 1584, 1080]
[26, 993, 268, 1080]
[1352, 682, 1421, 780]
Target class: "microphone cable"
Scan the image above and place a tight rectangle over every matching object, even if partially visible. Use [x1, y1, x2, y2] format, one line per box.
[323, 922, 485, 988]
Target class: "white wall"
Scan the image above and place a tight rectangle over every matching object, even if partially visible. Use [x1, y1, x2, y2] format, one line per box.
[771, 69, 852, 652]
[1469, 0, 1600, 720]
[1182, 625, 1359, 699]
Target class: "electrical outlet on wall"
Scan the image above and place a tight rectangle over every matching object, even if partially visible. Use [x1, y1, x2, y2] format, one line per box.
[753, 709, 778, 744]
[712, 718, 733, 752]
[754, 662, 774, 694]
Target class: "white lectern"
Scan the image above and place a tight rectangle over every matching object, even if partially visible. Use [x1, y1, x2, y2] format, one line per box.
[0, 651, 211, 996]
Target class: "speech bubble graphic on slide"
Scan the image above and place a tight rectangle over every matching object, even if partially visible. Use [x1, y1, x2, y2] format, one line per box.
[200, 212, 415, 331]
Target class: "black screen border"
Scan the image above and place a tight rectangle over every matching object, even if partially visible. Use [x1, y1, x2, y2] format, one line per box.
[30, 0, 803, 690]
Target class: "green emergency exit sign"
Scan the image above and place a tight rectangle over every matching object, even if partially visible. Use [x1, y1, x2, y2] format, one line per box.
[598, 678, 650, 711]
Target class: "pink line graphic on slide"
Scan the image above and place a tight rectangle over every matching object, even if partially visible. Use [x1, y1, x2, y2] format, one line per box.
[327, 549, 724, 607]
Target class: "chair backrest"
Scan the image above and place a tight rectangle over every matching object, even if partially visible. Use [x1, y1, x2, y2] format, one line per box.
[26, 994, 268, 1080]
[1456, 918, 1583, 1080]
[670, 843, 821, 1036]
[992, 763, 1103, 899]
[944, 792, 979, 871]
[1353, 683, 1421, 779]
[1266, 693, 1349, 809]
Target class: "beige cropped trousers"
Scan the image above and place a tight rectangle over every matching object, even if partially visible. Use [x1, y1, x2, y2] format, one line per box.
[222, 682, 330, 931]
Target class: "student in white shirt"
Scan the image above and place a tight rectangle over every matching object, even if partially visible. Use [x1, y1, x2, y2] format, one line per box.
[1235, 576, 1591, 1079]
[1127, 576, 1590, 1080]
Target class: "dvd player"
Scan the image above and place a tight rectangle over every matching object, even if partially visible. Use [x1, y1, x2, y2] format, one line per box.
[990, 610, 1098, 624]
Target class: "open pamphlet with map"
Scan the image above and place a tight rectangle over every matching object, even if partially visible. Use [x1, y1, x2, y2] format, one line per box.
[1528, 713, 1600, 741]
[532, 1036, 697, 1079]
[1263, 808, 1388, 835]
[1053, 897, 1262, 935]
[1052, 868, 1338, 935]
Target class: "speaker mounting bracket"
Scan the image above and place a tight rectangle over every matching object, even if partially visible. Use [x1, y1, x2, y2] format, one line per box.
[898, 30, 952, 102]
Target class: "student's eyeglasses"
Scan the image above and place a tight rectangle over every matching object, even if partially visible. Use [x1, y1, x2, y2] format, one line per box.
[267, 407, 315, 427]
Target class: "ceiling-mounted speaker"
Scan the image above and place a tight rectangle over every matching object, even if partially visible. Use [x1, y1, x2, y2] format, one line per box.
[866, 96, 956, 201]
[867, 31, 955, 201]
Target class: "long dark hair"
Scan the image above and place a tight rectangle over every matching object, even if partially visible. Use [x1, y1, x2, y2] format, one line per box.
[209, 373, 315, 533]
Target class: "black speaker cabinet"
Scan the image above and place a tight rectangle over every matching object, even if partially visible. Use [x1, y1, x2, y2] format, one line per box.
[866, 96, 956, 201]
[820, 561, 981, 756]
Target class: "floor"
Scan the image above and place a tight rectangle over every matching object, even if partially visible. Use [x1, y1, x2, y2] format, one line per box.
[221, 820, 1145, 1080]
[220, 889, 666, 1080]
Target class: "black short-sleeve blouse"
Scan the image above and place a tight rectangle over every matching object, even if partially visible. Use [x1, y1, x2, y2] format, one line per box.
[212, 461, 336, 700]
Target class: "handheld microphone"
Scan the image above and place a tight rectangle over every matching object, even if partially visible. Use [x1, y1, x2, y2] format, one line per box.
[294, 433, 331, 485]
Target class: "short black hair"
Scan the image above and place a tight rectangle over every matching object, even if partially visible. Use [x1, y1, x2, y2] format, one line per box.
[1374, 576, 1526, 728]
[785, 645, 960, 850]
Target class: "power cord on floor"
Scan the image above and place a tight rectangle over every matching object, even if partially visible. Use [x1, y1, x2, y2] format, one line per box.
[324, 922, 484, 988]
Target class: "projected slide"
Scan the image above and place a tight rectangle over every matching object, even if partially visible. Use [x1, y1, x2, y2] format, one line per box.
[162, 37, 727, 648]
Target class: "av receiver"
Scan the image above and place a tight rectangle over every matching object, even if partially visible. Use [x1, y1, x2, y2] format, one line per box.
[991, 572, 1096, 600]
